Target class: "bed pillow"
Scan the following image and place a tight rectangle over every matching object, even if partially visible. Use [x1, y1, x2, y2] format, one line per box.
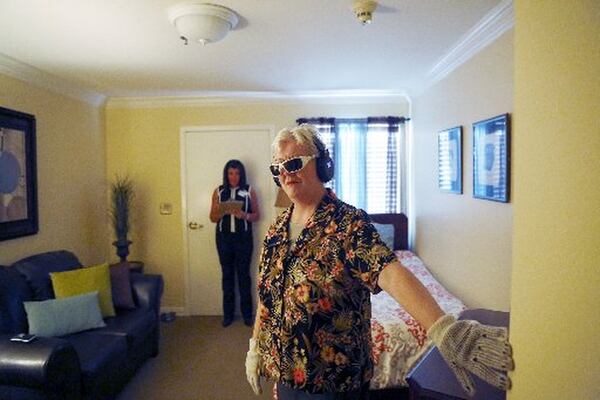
[24, 291, 106, 337]
[109, 263, 135, 309]
[372, 223, 395, 250]
[50, 263, 115, 317]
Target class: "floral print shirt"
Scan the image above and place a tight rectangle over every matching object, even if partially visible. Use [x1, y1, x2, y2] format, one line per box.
[257, 194, 397, 393]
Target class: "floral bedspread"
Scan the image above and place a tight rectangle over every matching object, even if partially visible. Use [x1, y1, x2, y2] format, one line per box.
[369, 250, 467, 390]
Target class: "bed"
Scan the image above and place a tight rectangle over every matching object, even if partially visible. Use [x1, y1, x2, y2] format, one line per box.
[368, 213, 467, 391]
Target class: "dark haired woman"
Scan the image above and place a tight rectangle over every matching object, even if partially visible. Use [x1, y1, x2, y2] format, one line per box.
[210, 159, 260, 327]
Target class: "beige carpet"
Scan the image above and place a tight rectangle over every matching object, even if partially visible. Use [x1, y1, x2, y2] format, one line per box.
[116, 316, 274, 400]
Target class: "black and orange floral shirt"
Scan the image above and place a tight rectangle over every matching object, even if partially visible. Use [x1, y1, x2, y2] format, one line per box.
[257, 194, 397, 393]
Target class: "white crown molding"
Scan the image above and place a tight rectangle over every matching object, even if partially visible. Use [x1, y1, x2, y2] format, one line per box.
[1, 2, 511, 108]
[106, 90, 410, 109]
[426, 0, 514, 88]
[0, 53, 106, 107]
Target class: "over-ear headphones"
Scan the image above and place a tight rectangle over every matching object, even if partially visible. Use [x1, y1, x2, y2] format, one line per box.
[273, 135, 334, 187]
[313, 136, 335, 183]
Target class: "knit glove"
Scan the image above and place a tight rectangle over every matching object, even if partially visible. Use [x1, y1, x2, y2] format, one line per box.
[427, 315, 514, 397]
[245, 338, 262, 395]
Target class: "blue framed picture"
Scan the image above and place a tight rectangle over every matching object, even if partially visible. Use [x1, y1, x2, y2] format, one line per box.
[0, 106, 38, 241]
[473, 114, 510, 202]
[438, 126, 462, 194]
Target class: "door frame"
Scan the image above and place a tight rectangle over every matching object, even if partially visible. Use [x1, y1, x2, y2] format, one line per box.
[179, 124, 275, 315]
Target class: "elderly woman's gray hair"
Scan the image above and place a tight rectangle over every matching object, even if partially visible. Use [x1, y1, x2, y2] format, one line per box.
[272, 124, 324, 156]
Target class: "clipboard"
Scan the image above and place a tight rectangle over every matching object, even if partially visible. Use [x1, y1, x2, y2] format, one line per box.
[218, 200, 244, 214]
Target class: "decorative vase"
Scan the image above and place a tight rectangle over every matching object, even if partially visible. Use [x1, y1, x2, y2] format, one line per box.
[113, 238, 132, 262]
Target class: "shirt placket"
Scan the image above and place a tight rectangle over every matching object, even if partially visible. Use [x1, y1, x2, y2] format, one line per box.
[229, 187, 236, 232]
[268, 202, 335, 388]
[269, 231, 290, 381]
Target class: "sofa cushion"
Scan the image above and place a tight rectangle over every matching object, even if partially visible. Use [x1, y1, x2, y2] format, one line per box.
[0, 266, 32, 334]
[23, 292, 106, 337]
[12, 251, 81, 301]
[101, 308, 156, 348]
[65, 331, 127, 379]
[110, 263, 135, 309]
[51, 263, 116, 317]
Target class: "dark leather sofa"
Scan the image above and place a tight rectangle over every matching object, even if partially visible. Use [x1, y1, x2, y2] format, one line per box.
[0, 250, 164, 400]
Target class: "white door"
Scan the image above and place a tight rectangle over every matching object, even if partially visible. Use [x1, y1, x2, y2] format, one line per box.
[181, 126, 274, 315]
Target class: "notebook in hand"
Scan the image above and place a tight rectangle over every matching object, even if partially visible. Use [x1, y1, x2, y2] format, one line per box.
[218, 201, 244, 214]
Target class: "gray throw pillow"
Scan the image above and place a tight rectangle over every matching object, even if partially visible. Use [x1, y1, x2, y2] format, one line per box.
[372, 223, 395, 250]
[24, 291, 106, 337]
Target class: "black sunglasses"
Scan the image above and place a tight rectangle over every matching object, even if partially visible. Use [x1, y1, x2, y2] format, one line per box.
[269, 154, 317, 177]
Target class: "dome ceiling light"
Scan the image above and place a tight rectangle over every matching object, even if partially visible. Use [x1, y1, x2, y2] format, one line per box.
[167, 2, 239, 45]
[352, 0, 378, 25]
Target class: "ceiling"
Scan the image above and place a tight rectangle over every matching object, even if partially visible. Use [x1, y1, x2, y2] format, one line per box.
[0, 0, 511, 103]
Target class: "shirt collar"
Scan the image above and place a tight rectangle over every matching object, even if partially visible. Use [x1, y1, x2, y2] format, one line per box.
[267, 192, 337, 249]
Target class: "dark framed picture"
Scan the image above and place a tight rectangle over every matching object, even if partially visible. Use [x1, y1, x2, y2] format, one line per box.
[438, 126, 462, 194]
[0, 106, 38, 240]
[473, 113, 510, 202]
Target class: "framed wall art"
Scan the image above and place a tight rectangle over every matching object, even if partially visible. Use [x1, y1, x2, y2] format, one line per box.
[438, 126, 462, 194]
[0, 106, 38, 240]
[472, 113, 510, 202]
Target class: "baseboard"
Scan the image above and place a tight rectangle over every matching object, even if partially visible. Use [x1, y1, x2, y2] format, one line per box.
[160, 306, 187, 316]
[159, 307, 254, 318]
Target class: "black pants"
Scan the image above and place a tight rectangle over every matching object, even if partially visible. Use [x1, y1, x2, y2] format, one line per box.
[216, 231, 253, 320]
[277, 383, 370, 400]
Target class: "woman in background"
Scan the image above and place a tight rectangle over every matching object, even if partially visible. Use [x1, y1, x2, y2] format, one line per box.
[210, 159, 260, 327]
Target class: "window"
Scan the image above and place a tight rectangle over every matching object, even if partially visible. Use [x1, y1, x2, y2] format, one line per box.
[297, 117, 407, 213]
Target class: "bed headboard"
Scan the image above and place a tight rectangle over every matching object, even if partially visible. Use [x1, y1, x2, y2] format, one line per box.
[369, 213, 408, 251]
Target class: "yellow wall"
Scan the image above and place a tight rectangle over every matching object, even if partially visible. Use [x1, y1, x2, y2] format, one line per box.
[509, 2, 600, 398]
[105, 100, 409, 309]
[0, 74, 107, 266]
[412, 31, 514, 311]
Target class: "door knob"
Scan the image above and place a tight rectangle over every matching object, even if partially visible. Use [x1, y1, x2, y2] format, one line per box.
[188, 222, 203, 230]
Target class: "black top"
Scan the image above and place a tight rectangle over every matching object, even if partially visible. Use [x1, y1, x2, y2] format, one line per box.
[217, 184, 253, 234]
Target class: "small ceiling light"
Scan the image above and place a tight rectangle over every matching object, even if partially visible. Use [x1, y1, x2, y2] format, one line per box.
[352, 0, 377, 25]
[168, 2, 239, 45]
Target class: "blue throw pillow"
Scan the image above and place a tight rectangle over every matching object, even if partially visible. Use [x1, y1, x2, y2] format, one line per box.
[23, 291, 106, 337]
[372, 223, 396, 250]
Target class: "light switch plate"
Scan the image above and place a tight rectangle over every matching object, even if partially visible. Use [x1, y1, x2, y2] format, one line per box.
[159, 202, 173, 215]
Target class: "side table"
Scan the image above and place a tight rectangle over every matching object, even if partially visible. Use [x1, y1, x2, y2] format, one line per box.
[406, 309, 510, 400]
[110, 261, 144, 274]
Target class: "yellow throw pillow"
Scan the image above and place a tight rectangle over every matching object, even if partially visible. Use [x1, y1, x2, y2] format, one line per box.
[50, 263, 115, 317]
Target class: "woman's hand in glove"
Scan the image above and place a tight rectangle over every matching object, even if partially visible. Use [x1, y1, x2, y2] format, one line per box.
[428, 314, 514, 397]
[246, 338, 262, 395]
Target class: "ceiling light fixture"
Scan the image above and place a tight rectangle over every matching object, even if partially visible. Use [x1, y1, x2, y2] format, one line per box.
[167, 2, 239, 45]
[352, 0, 378, 25]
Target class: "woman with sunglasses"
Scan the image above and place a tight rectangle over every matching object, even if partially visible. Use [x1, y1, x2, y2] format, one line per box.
[210, 159, 260, 327]
[245, 125, 513, 399]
